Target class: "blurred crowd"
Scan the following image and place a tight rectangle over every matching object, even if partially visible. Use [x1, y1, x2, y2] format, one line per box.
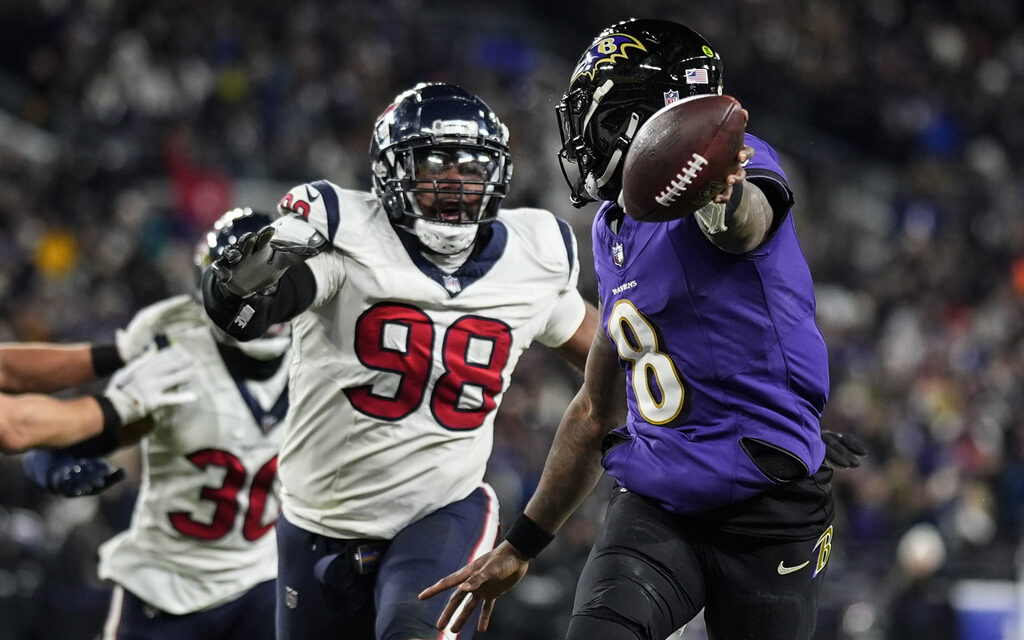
[1, 1, 1023, 638]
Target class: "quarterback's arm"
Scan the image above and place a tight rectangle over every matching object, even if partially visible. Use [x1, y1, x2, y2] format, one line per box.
[697, 146, 776, 254]
[0, 343, 122, 393]
[523, 319, 623, 533]
[420, 312, 623, 633]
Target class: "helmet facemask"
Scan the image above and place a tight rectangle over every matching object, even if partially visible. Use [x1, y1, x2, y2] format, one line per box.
[370, 83, 513, 255]
[557, 84, 651, 206]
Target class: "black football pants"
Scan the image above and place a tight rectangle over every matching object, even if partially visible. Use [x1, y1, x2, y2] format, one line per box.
[566, 485, 834, 640]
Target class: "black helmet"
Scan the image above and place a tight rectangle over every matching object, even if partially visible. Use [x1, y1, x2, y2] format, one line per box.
[556, 19, 723, 206]
[369, 82, 513, 253]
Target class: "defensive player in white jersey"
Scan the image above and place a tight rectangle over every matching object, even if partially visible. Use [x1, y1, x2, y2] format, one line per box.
[201, 82, 597, 639]
[4, 208, 292, 640]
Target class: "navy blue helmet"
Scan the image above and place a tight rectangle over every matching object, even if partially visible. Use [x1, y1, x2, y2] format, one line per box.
[369, 83, 513, 235]
[193, 208, 275, 284]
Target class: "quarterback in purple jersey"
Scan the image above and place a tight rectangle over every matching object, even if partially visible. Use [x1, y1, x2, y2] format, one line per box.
[423, 18, 864, 640]
[593, 130, 828, 514]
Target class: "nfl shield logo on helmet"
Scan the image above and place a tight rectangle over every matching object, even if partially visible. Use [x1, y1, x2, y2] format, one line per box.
[612, 242, 625, 267]
[663, 89, 680, 105]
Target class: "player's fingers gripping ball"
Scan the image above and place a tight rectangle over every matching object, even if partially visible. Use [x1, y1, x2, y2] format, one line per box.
[622, 94, 747, 222]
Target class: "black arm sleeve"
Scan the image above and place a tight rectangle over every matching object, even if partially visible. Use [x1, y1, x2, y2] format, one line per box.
[201, 262, 317, 341]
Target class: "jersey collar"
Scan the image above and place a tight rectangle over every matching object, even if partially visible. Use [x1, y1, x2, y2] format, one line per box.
[215, 342, 289, 433]
[396, 221, 508, 297]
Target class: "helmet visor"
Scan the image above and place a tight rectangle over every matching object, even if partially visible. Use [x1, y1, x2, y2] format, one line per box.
[413, 147, 498, 183]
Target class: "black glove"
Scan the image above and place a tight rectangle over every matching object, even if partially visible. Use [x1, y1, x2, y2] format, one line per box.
[821, 431, 868, 469]
[23, 449, 125, 497]
[211, 215, 326, 297]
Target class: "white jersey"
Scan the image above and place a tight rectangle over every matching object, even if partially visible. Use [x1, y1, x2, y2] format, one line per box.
[278, 180, 586, 539]
[97, 296, 288, 614]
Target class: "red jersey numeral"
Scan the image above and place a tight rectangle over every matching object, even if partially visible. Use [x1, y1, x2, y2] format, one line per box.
[169, 451, 278, 541]
[345, 303, 513, 431]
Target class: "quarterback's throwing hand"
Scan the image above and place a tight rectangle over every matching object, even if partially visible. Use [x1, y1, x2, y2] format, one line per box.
[418, 541, 530, 633]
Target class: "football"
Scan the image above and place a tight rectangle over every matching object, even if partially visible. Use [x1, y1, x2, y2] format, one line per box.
[621, 94, 747, 222]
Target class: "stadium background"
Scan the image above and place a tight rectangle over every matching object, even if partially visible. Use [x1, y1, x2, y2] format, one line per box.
[0, 0, 1022, 638]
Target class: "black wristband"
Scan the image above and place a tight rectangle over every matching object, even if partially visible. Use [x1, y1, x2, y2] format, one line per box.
[90, 344, 125, 377]
[504, 514, 555, 559]
[62, 396, 122, 458]
[95, 395, 124, 432]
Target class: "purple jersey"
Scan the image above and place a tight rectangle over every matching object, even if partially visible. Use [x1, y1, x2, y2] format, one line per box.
[594, 133, 828, 514]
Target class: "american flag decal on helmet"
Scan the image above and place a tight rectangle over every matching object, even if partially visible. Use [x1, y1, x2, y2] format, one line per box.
[685, 68, 710, 85]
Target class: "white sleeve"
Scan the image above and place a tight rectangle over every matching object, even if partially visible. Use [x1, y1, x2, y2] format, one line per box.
[535, 217, 587, 348]
[278, 181, 334, 240]
[536, 287, 587, 348]
[115, 296, 198, 361]
[305, 249, 347, 307]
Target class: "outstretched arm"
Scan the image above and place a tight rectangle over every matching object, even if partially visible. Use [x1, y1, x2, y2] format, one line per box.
[0, 393, 105, 452]
[420, 311, 624, 632]
[202, 214, 325, 340]
[0, 345, 194, 453]
[0, 343, 113, 393]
